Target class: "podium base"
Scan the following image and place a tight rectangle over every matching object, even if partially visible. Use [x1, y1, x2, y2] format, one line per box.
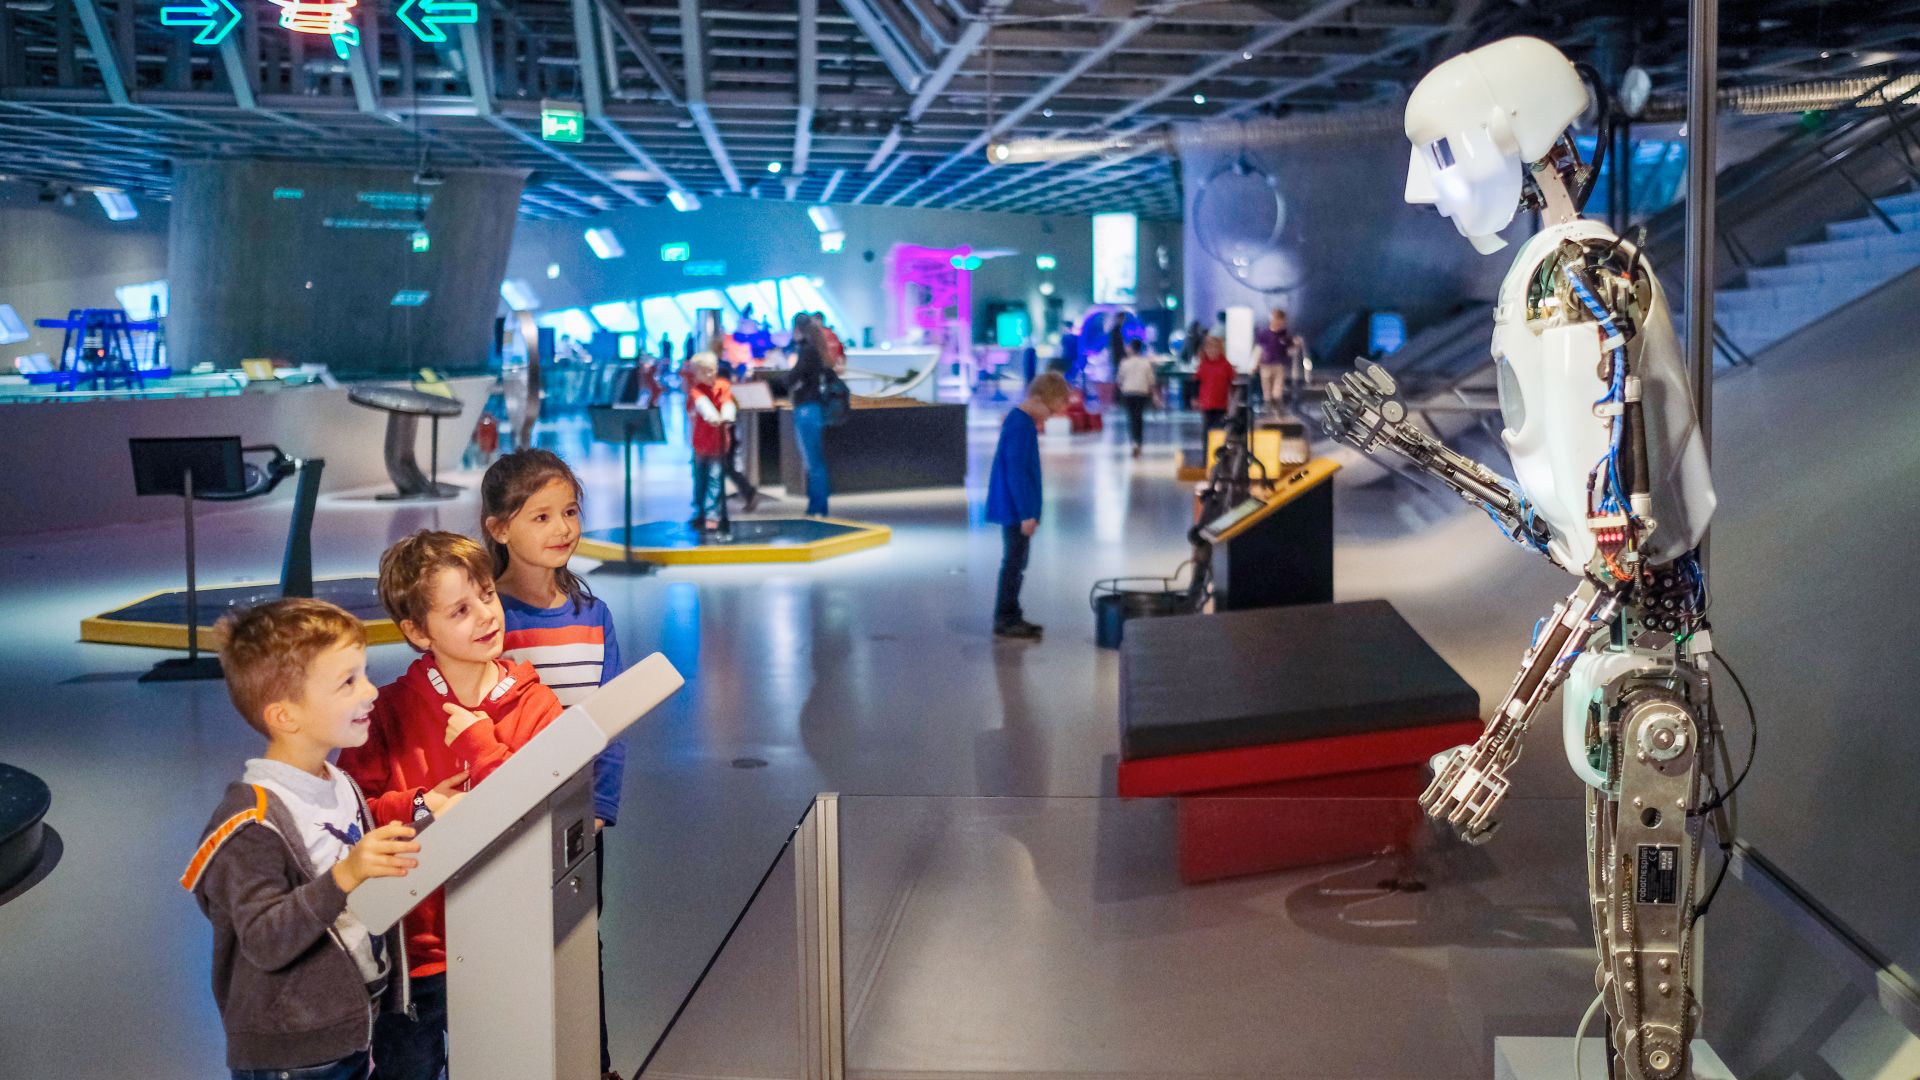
[140, 655, 225, 682]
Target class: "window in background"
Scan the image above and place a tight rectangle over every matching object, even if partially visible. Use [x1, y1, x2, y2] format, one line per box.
[115, 279, 169, 317]
[588, 300, 639, 333]
[536, 307, 598, 342]
[777, 275, 846, 331]
[642, 295, 693, 346]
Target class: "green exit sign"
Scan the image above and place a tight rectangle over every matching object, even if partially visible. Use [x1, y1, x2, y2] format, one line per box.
[660, 242, 691, 263]
[541, 101, 585, 143]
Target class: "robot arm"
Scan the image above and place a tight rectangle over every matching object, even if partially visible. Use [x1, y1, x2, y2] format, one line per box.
[1322, 361, 1554, 556]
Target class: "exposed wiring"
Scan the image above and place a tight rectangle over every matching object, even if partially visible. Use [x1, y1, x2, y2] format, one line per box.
[1696, 649, 1757, 814]
[1572, 989, 1606, 1080]
[1565, 265, 1631, 518]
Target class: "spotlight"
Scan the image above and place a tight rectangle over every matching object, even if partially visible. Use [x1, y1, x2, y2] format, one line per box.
[767, 161, 783, 174]
[546, 262, 561, 279]
[1042, 108, 1053, 118]
[1192, 93, 1206, 105]
[1038, 281, 1055, 296]
[668, 189, 701, 212]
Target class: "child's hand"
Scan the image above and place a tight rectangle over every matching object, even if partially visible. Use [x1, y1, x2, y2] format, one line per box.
[423, 771, 469, 814]
[1021, 518, 1038, 537]
[330, 822, 419, 893]
[443, 703, 487, 746]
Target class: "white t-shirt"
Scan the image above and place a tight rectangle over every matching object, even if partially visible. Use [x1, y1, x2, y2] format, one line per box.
[243, 758, 386, 985]
[1117, 354, 1157, 397]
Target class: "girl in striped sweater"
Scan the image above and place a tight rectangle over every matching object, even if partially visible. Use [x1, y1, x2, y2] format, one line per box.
[480, 448, 628, 1080]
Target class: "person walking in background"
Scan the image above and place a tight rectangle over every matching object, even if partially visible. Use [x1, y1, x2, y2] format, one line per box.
[987, 372, 1073, 640]
[1116, 339, 1157, 458]
[1194, 334, 1235, 434]
[1255, 308, 1307, 417]
[787, 314, 835, 516]
[1179, 319, 1207, 364]
[1107, 311, 1128, 372]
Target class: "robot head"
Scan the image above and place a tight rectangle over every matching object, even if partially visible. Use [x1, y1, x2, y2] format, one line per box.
[1403, 36, 1589, 254]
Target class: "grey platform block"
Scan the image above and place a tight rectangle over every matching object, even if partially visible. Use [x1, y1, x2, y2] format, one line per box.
[1495, 1038, 1734, 1080]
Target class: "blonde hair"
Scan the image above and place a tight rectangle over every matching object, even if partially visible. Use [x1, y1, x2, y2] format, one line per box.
[686, 352, 719, 376]
[377, 530, 494, 648]
[218, 598, 367, 736]
[1025, 371, 1072, 409]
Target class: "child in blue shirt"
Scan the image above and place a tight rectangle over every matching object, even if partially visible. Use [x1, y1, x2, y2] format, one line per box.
[986, 372, 1072, 640]
[479, 448, 629, 1079]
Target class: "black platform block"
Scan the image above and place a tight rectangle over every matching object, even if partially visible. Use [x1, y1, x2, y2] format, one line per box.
[1120, 599, 1479, 760]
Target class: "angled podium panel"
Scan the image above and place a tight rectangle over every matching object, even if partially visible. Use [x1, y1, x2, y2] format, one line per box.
[350, 653, 685, 1080]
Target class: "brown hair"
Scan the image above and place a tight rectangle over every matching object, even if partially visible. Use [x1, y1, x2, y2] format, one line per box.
[478, 449, 594, 613]
[217, 598, 367, 736]
[1025, 371, 1073, 409]
[378, 530, 496, 647]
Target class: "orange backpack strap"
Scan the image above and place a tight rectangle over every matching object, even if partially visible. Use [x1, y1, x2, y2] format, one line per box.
[179, 785, 269, 892]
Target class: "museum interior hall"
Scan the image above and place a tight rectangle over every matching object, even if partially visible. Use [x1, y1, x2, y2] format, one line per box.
[2, 0, 1918, 1077]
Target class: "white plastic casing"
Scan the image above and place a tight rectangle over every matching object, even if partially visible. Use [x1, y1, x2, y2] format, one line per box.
[1404, 36, 1589, 253]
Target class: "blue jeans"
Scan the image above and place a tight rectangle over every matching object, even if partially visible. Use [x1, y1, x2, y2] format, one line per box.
[793, 401, 831, 516]
[232, 1050, 369, 1080]
[370, 972, 446, 1080]
[994, 523, 1031, 629]
[691, 455, 725, 520]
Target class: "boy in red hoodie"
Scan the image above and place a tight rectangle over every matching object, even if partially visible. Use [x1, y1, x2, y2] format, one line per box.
[685, 352, 737, 532]
[338, 530, 564, 1080]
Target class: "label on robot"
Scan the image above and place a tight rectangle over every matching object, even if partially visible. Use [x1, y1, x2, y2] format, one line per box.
[1635, 844, 1680, 905]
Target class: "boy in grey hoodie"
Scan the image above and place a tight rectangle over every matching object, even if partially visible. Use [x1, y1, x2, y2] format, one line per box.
[182, 598, 459, 1079]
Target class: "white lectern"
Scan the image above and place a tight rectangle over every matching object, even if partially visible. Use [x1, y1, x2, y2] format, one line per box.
[350, 653, 685, 1080]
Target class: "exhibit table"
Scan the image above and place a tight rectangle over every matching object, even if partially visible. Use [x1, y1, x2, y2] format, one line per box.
[636, 793, 1738, 1079]
[739, 398, 967, 496]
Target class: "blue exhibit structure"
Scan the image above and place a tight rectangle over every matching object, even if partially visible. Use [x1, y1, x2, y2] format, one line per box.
[30, 308, 167, 391]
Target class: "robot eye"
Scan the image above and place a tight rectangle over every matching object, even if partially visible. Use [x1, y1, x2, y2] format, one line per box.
[1429, 137, 1456, 170]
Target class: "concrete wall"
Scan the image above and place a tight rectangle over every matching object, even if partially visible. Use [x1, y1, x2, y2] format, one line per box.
[0, 182, 170, 363]
[503, 199, 1177, 348]
[167, 161, 527, 376]
[0, 376, 490, 536]
[1702, 263, 1920, 1068]
[1178, 127, 1513, 352]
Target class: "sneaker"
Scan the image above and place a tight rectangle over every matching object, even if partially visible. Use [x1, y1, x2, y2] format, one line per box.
[1131, 445, 1142, 458]
[1018, 620, 1044, 637]
[741, 491, 763, 513]
[993, 622, 1041, 640]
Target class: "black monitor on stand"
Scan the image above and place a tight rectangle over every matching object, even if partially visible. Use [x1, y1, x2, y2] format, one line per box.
[129, 437, 247, 682]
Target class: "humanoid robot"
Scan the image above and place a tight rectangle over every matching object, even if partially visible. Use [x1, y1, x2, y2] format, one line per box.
[1321, 37, 1721, 1079]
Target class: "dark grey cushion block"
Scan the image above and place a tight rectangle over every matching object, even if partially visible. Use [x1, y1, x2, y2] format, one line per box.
[1120, 599, 1480, 760]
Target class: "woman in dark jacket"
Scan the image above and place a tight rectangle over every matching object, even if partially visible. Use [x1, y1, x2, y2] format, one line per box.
[787, 314, 833, 516]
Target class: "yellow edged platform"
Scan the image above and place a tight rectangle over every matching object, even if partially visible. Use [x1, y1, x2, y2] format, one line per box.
[576, 516, 892, 566]
[80, 576, 402, 650]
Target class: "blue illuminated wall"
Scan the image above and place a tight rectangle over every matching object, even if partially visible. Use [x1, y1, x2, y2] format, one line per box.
[167, 160, 527, 375]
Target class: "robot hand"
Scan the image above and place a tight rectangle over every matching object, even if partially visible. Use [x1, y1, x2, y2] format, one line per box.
[1323, 362, 1554, 555]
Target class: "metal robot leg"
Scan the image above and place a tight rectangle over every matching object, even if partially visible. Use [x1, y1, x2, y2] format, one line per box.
[1588, 685, 1706, 1080]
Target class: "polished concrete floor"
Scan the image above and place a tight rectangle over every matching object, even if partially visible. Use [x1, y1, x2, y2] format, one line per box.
[0, 399, 1575, 1078]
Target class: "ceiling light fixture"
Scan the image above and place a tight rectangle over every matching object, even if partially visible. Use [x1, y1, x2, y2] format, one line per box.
[1192, 93, 1207, 105]
[767, 161, 783, 174]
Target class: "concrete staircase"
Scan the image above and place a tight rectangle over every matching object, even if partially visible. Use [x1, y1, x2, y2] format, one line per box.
[1716, 189, 1920, 357]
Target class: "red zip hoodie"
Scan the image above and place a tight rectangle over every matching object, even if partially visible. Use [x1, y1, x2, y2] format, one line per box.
[337, 654, 564, 977]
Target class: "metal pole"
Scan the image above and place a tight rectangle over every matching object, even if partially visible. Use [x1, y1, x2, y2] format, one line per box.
[623, 424, 635, 566]
[184, 466, 199, 661]
[1685, 0, 1718, 477]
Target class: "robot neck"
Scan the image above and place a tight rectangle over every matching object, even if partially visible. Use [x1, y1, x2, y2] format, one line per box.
[1529, 162, 1582, 229]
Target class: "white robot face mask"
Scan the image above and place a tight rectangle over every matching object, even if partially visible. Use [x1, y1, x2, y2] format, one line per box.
[1404, 125, 1524, 254]
[1403, 36, 1591, 256]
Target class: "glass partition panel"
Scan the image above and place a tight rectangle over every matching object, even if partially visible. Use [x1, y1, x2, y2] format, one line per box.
[641, 796, 1617, 1079]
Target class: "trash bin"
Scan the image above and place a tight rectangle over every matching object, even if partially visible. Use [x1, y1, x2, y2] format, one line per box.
[1091, 576, 1195, 650]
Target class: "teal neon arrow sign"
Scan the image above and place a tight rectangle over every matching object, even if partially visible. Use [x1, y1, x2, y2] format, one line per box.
[396, 0, 479, 43]
[159, 0, 241, 46]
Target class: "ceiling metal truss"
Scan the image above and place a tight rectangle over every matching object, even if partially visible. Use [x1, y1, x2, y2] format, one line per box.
[0, 0, 1910, 220]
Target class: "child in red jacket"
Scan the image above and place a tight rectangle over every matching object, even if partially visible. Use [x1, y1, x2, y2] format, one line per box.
[685, 352, 737, 532]
[338, 530, 565, 1080]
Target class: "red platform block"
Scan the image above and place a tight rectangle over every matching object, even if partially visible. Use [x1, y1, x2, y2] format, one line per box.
[1175, 766, 1429, 884]
[1115, 719, 1482, 799]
